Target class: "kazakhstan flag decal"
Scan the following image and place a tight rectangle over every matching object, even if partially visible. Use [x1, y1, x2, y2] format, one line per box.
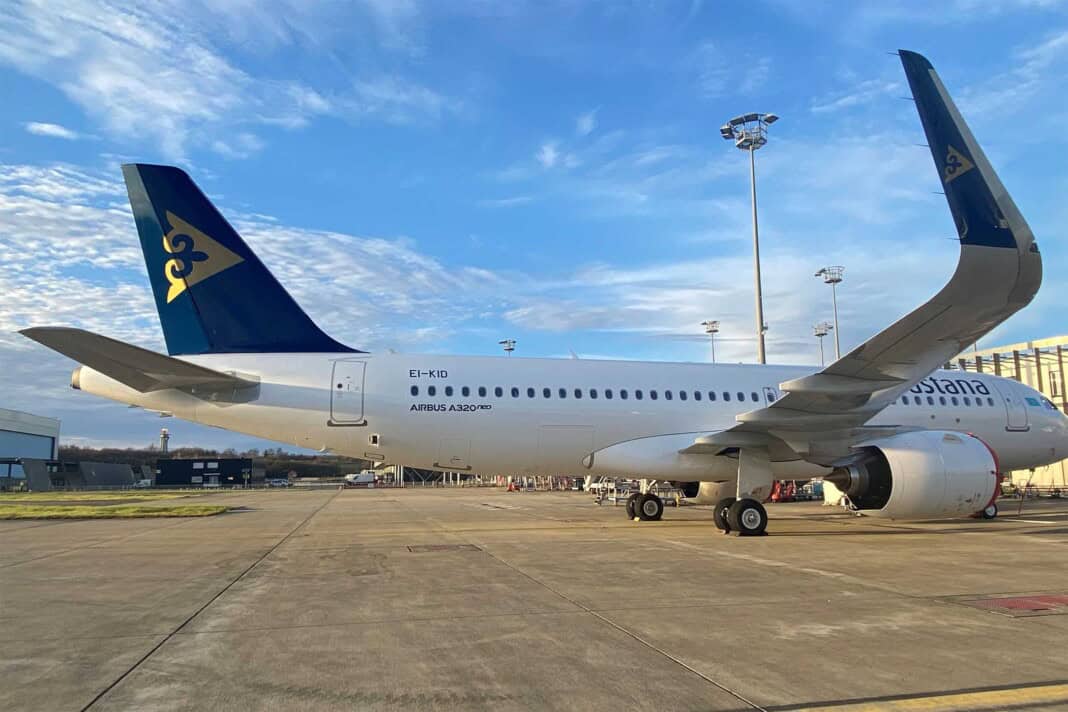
[162, 211, 244, 303]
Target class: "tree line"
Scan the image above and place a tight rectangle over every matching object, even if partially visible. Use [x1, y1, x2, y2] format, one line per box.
[57, 445, 372, 479]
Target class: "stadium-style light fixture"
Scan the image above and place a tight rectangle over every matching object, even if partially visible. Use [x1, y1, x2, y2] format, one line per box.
[721, 112, 780, 364]
[814, 266, 844, 360]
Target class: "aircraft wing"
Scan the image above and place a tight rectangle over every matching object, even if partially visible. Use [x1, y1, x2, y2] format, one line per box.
[686, 50, 1041, 464]
[20, 327, 257, 394]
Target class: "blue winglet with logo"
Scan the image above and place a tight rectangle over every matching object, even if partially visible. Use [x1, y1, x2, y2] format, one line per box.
[899, 50, 1030, 251]
[122, 164, 359, 355]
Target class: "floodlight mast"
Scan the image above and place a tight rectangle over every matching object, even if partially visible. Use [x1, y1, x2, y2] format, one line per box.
[721, 112, 778, 364]
[815, 266, 844, 359]
[498, 339, 516, 356]
[701, 320, 720, 364]
[813, 321, 833, 366]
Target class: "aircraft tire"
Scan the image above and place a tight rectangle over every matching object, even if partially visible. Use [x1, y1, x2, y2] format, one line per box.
[713, 497, 736, 530]
[979, 502, 998, 520]
[728, 498, 767, 536]
[636, 493, 664, 521]
[625, 493, 641, 519]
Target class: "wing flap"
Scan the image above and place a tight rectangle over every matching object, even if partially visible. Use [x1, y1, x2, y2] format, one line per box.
[20, 327, 257, 394]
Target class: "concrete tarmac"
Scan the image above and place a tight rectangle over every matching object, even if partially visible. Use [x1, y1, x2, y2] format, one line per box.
[3, 488, 1068, 711]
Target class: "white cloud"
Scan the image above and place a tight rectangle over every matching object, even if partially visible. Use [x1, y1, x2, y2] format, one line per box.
[576, 109, 597, 136]
[537, 141, 560, 168]
[810, 79, 901, 114]
[477, 195, 535, 207]
[693, 43, 771, 99]
[0, 0, 456, 159]
[23, 121, 81, 140]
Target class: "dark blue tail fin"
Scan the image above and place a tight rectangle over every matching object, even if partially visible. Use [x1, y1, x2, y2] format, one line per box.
[122, 164, 358, 355]
[899, 50, 1034, 252]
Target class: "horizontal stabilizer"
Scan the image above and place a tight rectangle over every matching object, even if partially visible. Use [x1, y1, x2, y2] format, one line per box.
[20, 327, 257, 394]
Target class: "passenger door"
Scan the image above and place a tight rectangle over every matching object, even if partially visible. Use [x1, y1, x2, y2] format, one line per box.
[991, 380, 1029, 431]
[330, 360, 366, 425]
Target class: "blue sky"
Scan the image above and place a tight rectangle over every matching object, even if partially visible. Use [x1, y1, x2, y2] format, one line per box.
[1, 0, 1066, 451]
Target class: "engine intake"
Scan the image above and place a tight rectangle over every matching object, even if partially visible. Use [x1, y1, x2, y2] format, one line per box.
[825, 430, 997, 519]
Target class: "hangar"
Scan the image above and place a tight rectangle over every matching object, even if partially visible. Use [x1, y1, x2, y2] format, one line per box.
[0, 407, 60, 489]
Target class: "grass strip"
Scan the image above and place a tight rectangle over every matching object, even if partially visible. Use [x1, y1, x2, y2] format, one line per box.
[0, 503, 229, 519]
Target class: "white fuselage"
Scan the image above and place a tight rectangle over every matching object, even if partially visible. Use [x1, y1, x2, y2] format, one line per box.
[74, 352, 1068, 481]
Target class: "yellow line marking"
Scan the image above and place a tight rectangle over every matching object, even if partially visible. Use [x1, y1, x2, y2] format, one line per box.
[794, 682, 1068, 711]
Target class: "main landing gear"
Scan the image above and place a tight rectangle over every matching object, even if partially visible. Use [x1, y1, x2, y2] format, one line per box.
[713, 497, 768, 536]
[626, 492, 664, 521]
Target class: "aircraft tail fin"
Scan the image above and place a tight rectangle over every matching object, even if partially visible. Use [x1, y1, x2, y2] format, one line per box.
[121, 164, 358, 355]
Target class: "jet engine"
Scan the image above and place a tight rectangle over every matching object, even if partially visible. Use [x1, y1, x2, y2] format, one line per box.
[825, 430, 998, 519]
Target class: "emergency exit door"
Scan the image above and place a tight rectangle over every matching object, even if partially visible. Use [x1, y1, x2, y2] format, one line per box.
[330, 360, 366, 425]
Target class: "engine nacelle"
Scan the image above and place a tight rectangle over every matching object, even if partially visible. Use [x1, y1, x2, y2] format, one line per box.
[825, 430, 997, 520]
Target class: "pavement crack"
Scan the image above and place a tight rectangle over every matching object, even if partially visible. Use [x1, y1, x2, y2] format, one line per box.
[79, 489, 341, 712]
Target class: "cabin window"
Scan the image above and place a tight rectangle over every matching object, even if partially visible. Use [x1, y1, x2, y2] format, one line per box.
[559, 388, 567, 399]
[635, 390, 643, 400]
[737, 392, 745, 401]
[694, 391, 701, 401]
[751, 392, 759, 402]
[574, 388, 583, 399]
[927, 396, 934, 405]
[445, 386, 454, 397]
[410, 385, 419, 396]
[543, 388, 551, 398]
[650, 390, 659, 400]
[511, 387, 520, 398]
[950, 396, 959, 406]
[901, 395, 908, 405]
[590, 389, 598, 399]
[494, 386, 503, 397]
[723, 392, 731, 401]
[987, 397, 995, 406]
[664, 390, 673, 401]
[428, 386, 437, 396]
[963, 396, 971, 406]
[525, 387, 534, 398]
[462, 386, 470, 397]
[620, 389, 629, 399]
[708, 391, 717, 401]
[605, 389, 613, 399]
[939, 396, 947, 406]
[679, 390, 687, 401]
[478, 386, 487, 397]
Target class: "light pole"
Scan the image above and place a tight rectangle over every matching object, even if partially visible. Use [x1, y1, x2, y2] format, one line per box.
[701, 320, 720, 363]
[721, 112, 779, 364]
[814, 321, 833, 366]
[814, 266, 844, 360]
[498, 339, 516, 356]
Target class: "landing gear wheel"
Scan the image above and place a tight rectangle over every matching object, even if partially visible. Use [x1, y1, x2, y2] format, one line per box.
[625, 493, 641, 519]
[979, 502, 998, 520]
[727, 498, 768, 536]
[713, 497, 736, 531]
[636, 493, 664, 521]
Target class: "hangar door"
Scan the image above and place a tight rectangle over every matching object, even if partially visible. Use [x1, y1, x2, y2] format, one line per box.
[330, 360, 366, 425]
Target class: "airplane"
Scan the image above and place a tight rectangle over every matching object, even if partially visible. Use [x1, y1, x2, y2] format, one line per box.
[21, 50, 1065, 536]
